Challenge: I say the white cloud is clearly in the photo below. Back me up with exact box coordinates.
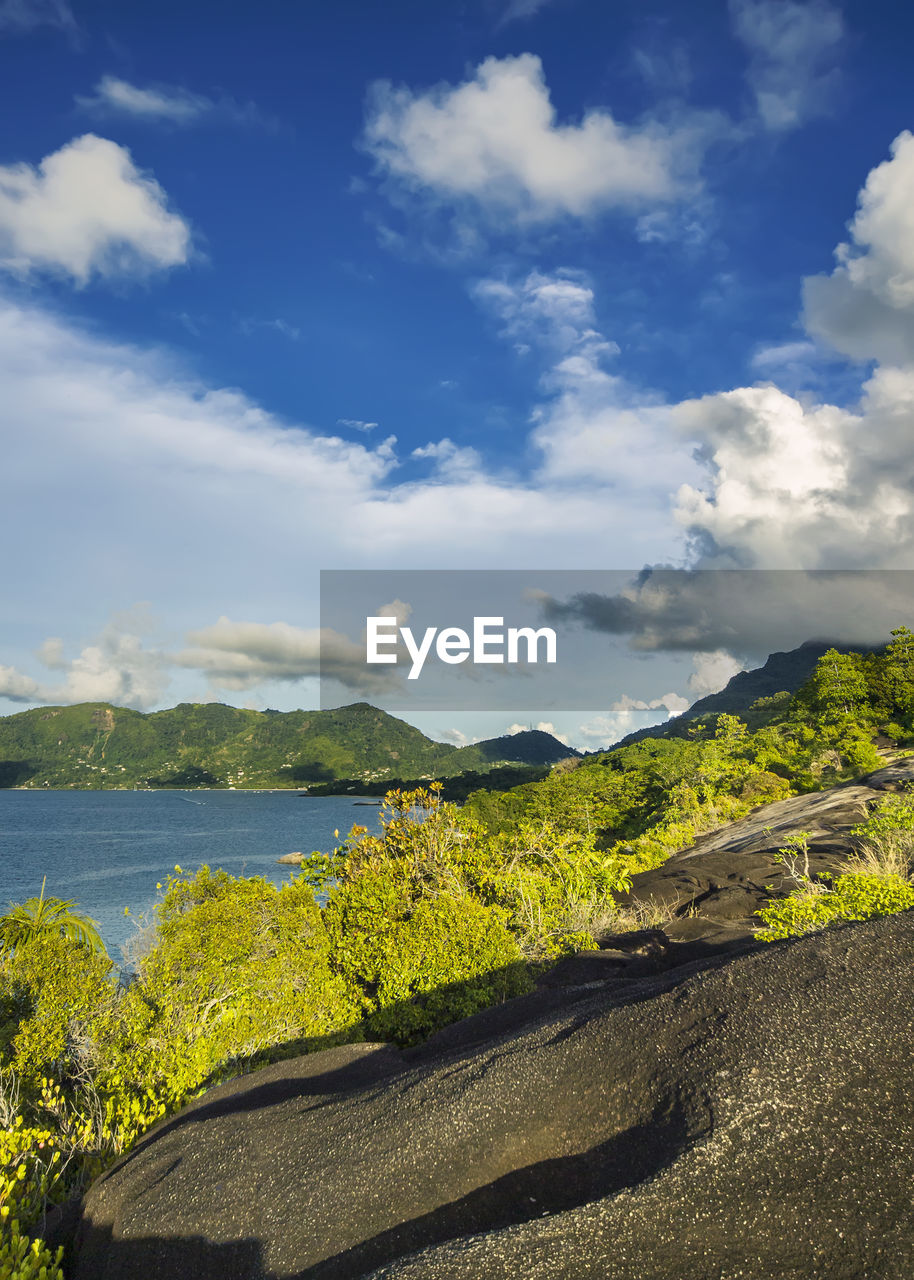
[504,720,570,744]
[673,383,852,566]
[0,666,41,701]
[338,418,379,432]
[75,75,273,130]
[363,54,704,223]
[376,599,412,628]
[411,438,483,480]
[729,0,844,131]
[660,132,914,571]
[473,270,606,354]
[0,134,191,284]
[437,727,477,746]
[0,614,168,708]
[673,328,914,571]
[576,692,689,747]
[804,131,914,363]
[687,649,745,698]
[76,76,211,123]
[0,286,684,703]
[499,0,553,23]
[751,339,819,370]
[175,617,391,695]
[238,316,301,341]
[0,0,74,33]
[473,269,697,491]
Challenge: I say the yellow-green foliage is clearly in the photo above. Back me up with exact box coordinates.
[113,866,363,1106]
[0,1121,65,1280]
[317,785,633,1041]
[323,786,631,956]
[757,791,914,940]
[755,873,914,940]
[0,935,114,1084]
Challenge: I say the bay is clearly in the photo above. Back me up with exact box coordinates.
[0,790,383,959]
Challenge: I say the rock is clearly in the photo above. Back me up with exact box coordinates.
[70,912,914,1280]
[615,756,914,950]
[276,852,304,864]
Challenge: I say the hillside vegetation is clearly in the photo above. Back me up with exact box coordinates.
[4,632,914,1278]
[0,701,572,790]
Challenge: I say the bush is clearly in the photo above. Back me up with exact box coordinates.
[0,935,115,1085]
[110,866,362,1108]
[755,873,914,940]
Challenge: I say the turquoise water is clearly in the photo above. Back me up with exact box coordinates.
[0,790,382,959]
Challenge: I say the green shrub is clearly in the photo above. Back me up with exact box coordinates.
[0,934,115,1085]
[755,873,914,940]
[111,866,362,1108]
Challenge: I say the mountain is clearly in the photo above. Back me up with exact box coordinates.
[0,701,575,790]
[612,640,868,749]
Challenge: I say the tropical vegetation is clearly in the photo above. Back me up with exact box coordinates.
[4,632,914,1275]
[0,701,570,791]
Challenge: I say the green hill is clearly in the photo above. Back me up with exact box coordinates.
[610,640,870,749]
[0,701,575,790]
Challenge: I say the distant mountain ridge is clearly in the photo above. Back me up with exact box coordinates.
[0,700,575,790]
[612,640,869,749]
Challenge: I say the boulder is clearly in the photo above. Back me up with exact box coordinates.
[70,911,914,1280]
[615,758,914,948]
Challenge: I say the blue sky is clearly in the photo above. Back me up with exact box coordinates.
[3,0,914,747]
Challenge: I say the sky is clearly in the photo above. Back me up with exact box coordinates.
[3,0,914,748]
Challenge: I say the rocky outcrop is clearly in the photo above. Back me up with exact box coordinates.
[70,907,914,1280]
[610,757,914,954]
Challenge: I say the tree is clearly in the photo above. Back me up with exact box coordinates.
[801,649,871,721]
[882,627,914,726]
[0,878,106,956]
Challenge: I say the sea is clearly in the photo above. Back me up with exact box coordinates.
[0,790,383,960]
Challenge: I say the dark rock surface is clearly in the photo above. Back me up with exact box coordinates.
[71,911,914,1280]
[612,757,914,952]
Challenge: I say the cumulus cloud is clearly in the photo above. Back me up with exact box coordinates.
[175,617,393,695]
[0,0,74,33]
[363,54,705,223]
[804,131,914,363]
[688,649,746,697]
[729,0,844,130]
[0,134,191,283]
[538,569,914,662]
[473,270,608,354]
[0,614,168,708]
[411,438,483,480]
[659,134,914,570]
[437,727,477,746]
[576,692,690,747]
[670,359,914,569]
[375,599,412,628]
[672,383,851,566]
[0,666,41,701]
